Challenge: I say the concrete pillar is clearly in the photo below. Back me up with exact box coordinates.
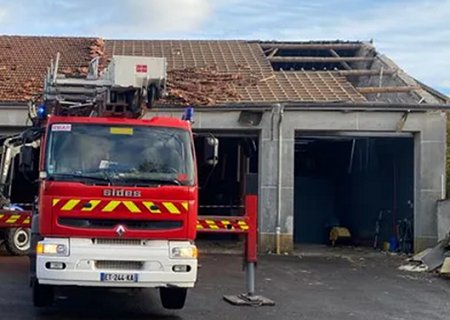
[258,115,295,253]
[412,112,447,251]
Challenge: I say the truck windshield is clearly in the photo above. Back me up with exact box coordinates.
[46,123,195,186]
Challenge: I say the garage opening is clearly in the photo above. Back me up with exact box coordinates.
[294,133,414,252]
[194,132,259,241]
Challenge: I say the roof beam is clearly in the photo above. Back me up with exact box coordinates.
[267,48,279,58]
[329,49,351,70]
[357,86,420,94]
[260,43,363,50]
[268,56,374,63]
[337,69,396,76]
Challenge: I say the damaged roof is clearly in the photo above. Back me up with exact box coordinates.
[0,35,447,106]
[0,36,102,102]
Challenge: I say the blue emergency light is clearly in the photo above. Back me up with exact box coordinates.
[182,107,194,122]
[37,104,47,120]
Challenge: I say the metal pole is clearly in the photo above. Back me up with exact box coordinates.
[347,139,356,174]
[53,52,60,84]
[246,262,256,296]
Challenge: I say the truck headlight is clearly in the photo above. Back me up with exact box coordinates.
[170,246,198,259]
[36,242,69,256]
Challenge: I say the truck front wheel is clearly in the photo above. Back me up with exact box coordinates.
[5,228,31,256]
[32,280,54,307]
[160,288,187,309]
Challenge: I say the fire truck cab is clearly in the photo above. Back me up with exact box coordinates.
[10,54,208,309]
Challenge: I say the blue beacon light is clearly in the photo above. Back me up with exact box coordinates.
[37,104,47,120]
[183,107,194,122]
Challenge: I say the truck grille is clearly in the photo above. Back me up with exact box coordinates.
[95,260,144,270]
[58,218,182,230]
[93,239,143,246]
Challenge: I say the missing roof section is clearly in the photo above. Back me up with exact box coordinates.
[260,41,372,71]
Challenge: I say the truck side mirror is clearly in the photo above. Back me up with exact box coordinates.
[204,137,219,166]
[19,146,35,175]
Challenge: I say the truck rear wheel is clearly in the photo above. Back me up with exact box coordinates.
[5,228,31,256]
[32,280,54,307]
[160,288,187,309]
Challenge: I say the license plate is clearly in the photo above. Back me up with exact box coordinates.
[100,273,138,282]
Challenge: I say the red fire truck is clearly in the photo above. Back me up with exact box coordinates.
[1,54,213,309]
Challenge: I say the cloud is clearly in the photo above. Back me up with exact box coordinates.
[96,0,212,38]
[0,0,212,37]
[0,0,448,95]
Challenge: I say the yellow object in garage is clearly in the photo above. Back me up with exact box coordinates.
[329,226,352,246]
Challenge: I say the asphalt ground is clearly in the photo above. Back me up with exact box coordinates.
[1,246,450,320]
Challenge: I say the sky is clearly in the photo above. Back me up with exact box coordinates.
[0,0,449,95]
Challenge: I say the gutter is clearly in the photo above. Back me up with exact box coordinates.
[152,101,450,113]
[0,102,28,108]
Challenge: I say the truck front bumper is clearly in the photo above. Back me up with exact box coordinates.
[36,238,197,288]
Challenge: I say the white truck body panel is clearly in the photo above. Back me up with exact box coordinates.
[101,56,167,88]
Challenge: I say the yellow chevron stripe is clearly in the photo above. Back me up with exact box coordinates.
[163,202,180,215]
[206,219,219,229]
[81,200,101,212]
[6,215,20,223]
[52,199,60,206]
[123,201,141,213]
[221,220,232,229]
[102,200,121,212]
[142,201,161,214]
[0,214,4,219]
[238,221,249,230]
[61,199,80,211]
[181,201,189,211]
[24,217,31,224]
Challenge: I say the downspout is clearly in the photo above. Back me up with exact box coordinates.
[276,103,284,254]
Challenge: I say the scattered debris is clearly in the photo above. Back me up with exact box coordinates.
[399,233,450,276]
[398,274,420,280]
[398,264,428,273]
[163,66,259,106]
[420,238,449,271]
[409,248,433,262]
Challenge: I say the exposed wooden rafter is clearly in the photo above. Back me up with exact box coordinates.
[337,69,396,76]
[268,56,374,63]
[328,49,351,70]
[267,48,279,58]
[357,86,420,94]
[260,43,363,50]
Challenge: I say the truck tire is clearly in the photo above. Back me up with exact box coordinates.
[160,288,187,309]
[5,228,31,256]
[32,280,54,307]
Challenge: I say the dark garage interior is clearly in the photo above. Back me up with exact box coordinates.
[194,133,258,240]
[294,134,414,252]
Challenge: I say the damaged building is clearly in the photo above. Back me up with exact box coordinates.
[0,36,449,253]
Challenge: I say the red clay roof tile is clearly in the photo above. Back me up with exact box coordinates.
[0,36,366,104]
